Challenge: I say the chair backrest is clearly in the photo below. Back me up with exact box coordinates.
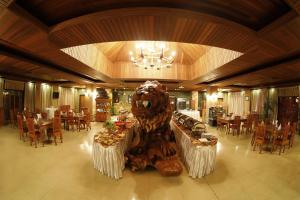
[41,112,48,119]
[53,117,61,132]
[290,122,297,136]
[67,111,74,117]
[80,107,89,114]
[282,123,291,140]
[84,112,89,120]
[24,110,31,118]
[17,114,24,133]
[256,122,266,138]
[26,118,35,134]
[54,110,60,117]
[60,105,70,113]
[234,116,241,126]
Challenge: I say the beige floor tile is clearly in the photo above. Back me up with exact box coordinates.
[0,124,300,200]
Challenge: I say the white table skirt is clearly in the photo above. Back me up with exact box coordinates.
[178,110,201,121]
[92,128,133,179]
[171,121,216,178]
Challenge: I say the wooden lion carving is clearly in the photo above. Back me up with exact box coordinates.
[126,81,182,176]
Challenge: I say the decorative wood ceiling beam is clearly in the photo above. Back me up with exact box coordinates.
[0,4,118,84]
[285,0,300,15]
[186,11,300,87]
[0,41,97,84]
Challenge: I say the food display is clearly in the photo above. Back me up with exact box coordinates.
[126,81,183,176]
[173,112,184,121]
[183,117,200,130]
[178,115,190,126]
[191,134,218,146]
[94,128,126,147]
[172,111,217,146]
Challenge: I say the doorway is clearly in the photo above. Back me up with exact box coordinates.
[3,90,24,124]
[79,95,88,111]
[277,96,299,125]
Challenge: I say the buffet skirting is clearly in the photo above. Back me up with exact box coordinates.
[171,121,217,178]
[92,128,133,179]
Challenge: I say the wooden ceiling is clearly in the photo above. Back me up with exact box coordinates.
[95,41,209,65]
[0,0,299,90]
[17,0,289,30]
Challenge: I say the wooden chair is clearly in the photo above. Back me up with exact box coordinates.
[289,122,297,148]
[52,117,63,145]
[26,118,43,148]
[229,116,241,136]
[80,107,89,115]
[66,111,75,131]
[242,115,252,134]
[272,123,290,155]
[54,110,61,117]
[216,116,227,132]
[41,112,48,120]
[253,122,267,153]
[60,105,70,113]
[17,114,27,141]
[79,113,91,131]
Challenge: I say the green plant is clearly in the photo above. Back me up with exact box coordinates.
[104,119,116,132]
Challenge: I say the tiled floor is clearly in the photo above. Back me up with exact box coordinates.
[0,123,299,200]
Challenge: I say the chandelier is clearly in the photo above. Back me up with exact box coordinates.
[129,41,176,70]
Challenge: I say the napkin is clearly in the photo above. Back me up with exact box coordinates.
[278,124,281,131]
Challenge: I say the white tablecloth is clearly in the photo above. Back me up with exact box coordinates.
[92,128,133,179]
[45,107,57,119]
[178,110,201,121]
[171,121,216,178]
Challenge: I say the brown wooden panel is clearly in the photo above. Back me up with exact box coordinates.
[49,8,257,52]
[16,0,290,30]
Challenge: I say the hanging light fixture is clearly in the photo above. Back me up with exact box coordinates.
[129,41,176,70]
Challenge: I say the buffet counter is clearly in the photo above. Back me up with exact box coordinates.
[92,125,134,179]
[171,120,217,178]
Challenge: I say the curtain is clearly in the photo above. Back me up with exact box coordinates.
[41,84,52,111]
[251,89,267,116]
[228,92,244,116]
[278,86,299,96]
[268,88,278,121]
[24,82,35,112]
[59,87,76,110]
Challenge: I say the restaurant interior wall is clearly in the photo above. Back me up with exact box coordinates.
[251,86,300,134]
[112,89,192,115]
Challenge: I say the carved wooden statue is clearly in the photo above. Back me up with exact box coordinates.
[126,81,182,176]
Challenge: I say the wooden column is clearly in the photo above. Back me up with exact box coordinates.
[35,83,41,112]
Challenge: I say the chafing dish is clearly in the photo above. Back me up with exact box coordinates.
[178,115,189,126]
[191,123,206,139]
[183,117,201,130]
[173,112,184,122]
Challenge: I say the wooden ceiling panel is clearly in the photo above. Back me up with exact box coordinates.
[49,8,257,53]
[16,0,290,30]
[0,1,298,89]
[211,57,300,87]
[95,41,208,65]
